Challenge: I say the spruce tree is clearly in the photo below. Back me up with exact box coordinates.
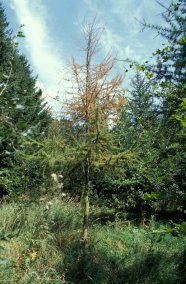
[114,72,156,149]
[128,0,186,216]
[8,53,51,136]
[142,0,186,131]
[143,0,186,84]
[0,3,51,195]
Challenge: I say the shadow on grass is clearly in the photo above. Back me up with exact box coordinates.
[59,240,184,284]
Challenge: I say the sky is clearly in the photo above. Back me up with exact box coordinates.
[3,0,171,114]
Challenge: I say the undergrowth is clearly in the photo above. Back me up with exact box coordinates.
[0,196,185,283]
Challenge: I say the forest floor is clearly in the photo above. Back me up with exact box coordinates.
[0,196,185,284]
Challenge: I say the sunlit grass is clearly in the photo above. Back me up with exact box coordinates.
[0,196,185,283]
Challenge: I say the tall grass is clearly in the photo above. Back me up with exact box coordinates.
[0,197,185,283]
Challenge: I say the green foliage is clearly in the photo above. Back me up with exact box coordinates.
[15,120,65,195]
[142,0,186,83]
[0,198,185,284]
[114,1,186,217]
[0,10,185,284]
[0,4,51,195]
[174,96,186,134]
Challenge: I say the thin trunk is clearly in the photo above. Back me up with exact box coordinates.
[82,31,91,242]
[82,154,90,242]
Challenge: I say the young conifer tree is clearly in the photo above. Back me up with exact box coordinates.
[65,20,125,241]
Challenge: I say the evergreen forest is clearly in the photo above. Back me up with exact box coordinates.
[0,1,185,283]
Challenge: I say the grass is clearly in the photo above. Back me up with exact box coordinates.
[0,196,185,283]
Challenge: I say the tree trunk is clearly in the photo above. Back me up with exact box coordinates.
[82,154,90,242]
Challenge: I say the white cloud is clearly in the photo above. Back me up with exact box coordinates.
[82,1,125,63]
[9,0,68,113]
[83,0,99,15]
[7,0,170,111]
[111,0,160,30]
[82,0,150,63]
[110,0,169,64]
[101,28,123,55]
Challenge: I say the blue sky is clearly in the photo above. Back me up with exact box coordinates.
[3,0,171,113]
